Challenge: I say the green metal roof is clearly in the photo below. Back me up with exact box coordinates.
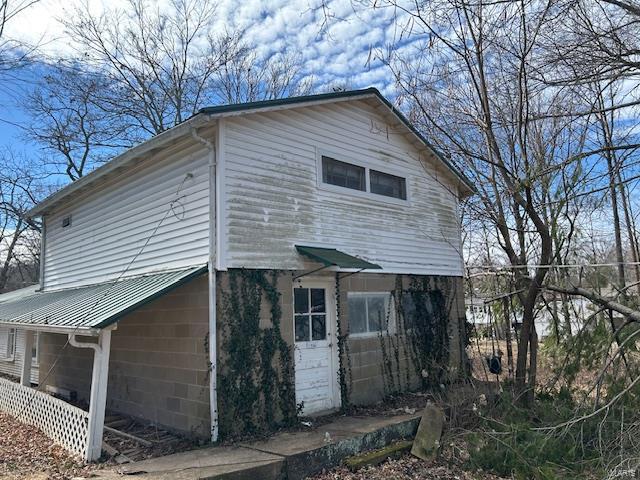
[0,266,207,333]
[0,285,39,304]
[296,245,382,270]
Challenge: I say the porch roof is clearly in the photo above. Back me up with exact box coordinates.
[295,245,382,270]
[0,266,207,334]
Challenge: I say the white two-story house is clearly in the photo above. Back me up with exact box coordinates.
[0,88,473,461]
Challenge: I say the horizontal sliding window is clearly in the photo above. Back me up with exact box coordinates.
[322,156,366,192]
[370,169,407,200]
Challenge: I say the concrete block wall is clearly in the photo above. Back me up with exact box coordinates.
[336,273,466,405]
[39,273,211,438]
[38,269,466,440]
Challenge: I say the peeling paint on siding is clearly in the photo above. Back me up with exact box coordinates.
[222,100,463,276]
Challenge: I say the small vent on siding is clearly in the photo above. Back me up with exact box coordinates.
[62,215,72,228]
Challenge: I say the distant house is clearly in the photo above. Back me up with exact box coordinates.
[465,296,491,327]
[0,88,473,461]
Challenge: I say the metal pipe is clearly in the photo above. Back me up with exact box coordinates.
[38,216,46,291]
[190,126,219,443]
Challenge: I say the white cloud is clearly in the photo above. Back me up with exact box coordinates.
[5,0,412,95]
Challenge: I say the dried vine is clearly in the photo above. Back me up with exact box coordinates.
[216,269,296,439]
[335,273,353,408]
[379,274,457,394]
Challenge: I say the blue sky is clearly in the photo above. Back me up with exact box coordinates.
[0,0,403,168]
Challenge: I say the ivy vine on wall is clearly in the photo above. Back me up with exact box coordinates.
[378,275,459,395]
[216,269,296,439]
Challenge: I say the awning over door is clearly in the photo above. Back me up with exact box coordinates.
[0,265,207,334]
[295,245,382,270]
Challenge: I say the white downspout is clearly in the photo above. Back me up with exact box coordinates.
[69,329,113,461]
[38,215,46,290]
[191,127,219,443]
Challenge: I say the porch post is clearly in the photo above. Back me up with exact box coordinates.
[20,330,34,386]
[85,329,112,461]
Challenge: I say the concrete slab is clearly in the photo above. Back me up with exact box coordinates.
[94,413,420,480]
[240,414,420,480]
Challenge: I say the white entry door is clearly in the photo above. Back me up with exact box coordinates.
[293,279,340,414]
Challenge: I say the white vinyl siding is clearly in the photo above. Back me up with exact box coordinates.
[0,328,38,383]
[221,99,462,275]
[43,137,211,290]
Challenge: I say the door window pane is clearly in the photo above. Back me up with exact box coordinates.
[370,170,407,200]
[294,288,309,314]
[322,156,366,191]
[295,315,310,342]
[312,315,327,340]
[311,288,326,313]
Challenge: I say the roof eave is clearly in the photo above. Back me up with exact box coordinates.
[370,94,476,197]
[28,87,475,217]
[27,113,210,217]
[0,321,101,336]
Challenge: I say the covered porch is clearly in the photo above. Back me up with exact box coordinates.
[0,266,207,461]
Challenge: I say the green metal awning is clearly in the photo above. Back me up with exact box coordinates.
[0,266,207,334]
[295,245,382,270]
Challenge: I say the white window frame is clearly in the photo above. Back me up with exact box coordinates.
[347,292,395,338]
[31,332,39,366]
[2,328,16,362]
[316,149,410,206]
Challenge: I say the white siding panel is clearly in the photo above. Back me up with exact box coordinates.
[44,140,211,290]
[223,100,463,276]
[0,328,38,384]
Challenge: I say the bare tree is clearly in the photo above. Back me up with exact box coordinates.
[25,65,133,180]
[60,0,235,137]
[0,150,43,292]
[213,46,313,103]
[363,0,597,402]
[0,0,38,72]
[25,0,311,181]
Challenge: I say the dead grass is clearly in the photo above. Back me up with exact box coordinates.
[310,446,507,480]
[0,412,97,480]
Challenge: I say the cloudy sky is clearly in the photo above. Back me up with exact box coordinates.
[0,0,408,155]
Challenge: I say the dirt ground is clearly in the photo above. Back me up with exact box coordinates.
[0,412,96,480]
[310,454,506,480]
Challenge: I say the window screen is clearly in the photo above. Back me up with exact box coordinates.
[322,156,366,191]
[348,293,391,334]
[370,170,407,200]
[6,329,15,358]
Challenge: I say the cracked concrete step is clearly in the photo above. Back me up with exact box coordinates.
[95,413,420,480]
[239,414,420,480]
[114,446,285,480]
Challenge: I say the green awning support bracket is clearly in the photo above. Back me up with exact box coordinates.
[295,245,382,274]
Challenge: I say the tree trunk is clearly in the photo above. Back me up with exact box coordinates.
[607,152,626,291]
[617,176,640,296]
[502,295,515,377]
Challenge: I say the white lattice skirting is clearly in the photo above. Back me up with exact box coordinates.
[0,378,88,458]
